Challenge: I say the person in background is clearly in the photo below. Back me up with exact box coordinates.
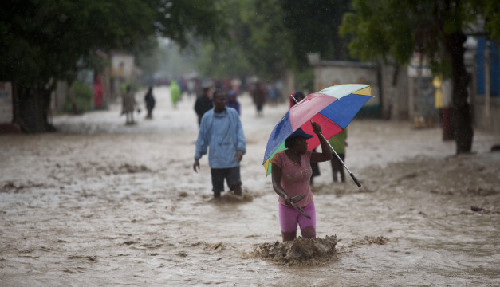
[122,85,136,125]
[226,90,241,115]
[170,80,181,109]
[252,81,267,116]
[290,91,321,186]
[329,128,348,183]
[194,84,214,125]
[144,86,156,120]
[193,91,246,198]
[271,123,332,241]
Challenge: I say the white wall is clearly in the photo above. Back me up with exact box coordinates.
[111,54,134,79]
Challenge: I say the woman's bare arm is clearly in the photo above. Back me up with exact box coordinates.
[310,122,333,163]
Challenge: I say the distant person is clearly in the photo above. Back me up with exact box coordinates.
[121,85,136,125]
[329,128,348,183]
[271,123,332,242]
[194,85,214,125]
[290,91,321,186]
[252,81,267,116]
[193,91,246,198]
[93,76,104,109]
[144,86,156,120]
[226,90,241,115]
[170,80,181,109]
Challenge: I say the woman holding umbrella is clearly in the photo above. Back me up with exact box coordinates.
[290,91,321,186]
[271,122,332,242]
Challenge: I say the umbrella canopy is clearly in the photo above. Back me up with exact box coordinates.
[262,84,372,175]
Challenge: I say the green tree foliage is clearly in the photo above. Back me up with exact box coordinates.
[483,0,500,42]
[197,41,251,79]
[0,0,226,132]
[239,0,292,80]
[64,80,93,113]
[340,0,498,154]
[280,0,351,69]
[153,0,227,48]
[340,0,414,64]
[196,0,351,83]
[0,0,154,86]
[197,0,291,81]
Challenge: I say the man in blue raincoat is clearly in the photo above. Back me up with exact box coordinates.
[193,91,246,198]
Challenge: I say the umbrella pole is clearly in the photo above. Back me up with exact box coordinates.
[320,134,361,187]
[289,201,311,219]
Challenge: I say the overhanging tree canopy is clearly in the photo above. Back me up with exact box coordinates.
[341,0,499,154]
[0,0,226,132]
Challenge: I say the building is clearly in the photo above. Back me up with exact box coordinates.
[472,37,500,134]
[309,44,499,137]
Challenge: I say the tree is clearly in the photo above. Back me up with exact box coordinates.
[0,0,226,132]
[224,0,293,81]
[340,0,496,154]
[197,41,251,79]
[193,0,293,82]
[483,0,500,42]
[280,0,352,69]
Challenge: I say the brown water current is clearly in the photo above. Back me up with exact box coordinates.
[1,87,499,286]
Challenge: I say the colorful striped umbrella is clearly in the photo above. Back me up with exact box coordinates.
[262,84,372,175]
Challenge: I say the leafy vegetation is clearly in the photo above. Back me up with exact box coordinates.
[0,0,226,132]
[195,0,351,82]
[64,81,93,113]
[340,0,499,154]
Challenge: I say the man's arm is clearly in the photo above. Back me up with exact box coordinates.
[193,116,209,172]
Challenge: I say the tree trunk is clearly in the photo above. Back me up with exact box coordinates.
[12,82,55,133]
[444,32,473,154]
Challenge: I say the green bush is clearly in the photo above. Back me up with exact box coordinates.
[64,81,93,113]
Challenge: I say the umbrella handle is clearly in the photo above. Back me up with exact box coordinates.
[289,202,311,219]
[350,173,361,187]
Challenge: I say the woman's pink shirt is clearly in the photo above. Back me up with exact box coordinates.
[271,150,313,207]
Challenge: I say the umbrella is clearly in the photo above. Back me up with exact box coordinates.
[262,84,372,186]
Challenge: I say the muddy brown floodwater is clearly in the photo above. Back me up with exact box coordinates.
[1,87,499,286]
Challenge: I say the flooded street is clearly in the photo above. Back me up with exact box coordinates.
[1,87,499,286]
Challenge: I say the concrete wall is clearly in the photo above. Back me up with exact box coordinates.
[474,97,500,134]
[111,53,134,79]
[313,62,380,107]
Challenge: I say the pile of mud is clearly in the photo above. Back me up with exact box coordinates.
[350,235,389,247]
[252,236,337,265]
[113,163,151,174]
[211,193,254,203]
[0,181,47,193]
[360,154,500,196]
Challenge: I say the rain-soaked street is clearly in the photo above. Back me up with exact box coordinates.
[1,87,499,286]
